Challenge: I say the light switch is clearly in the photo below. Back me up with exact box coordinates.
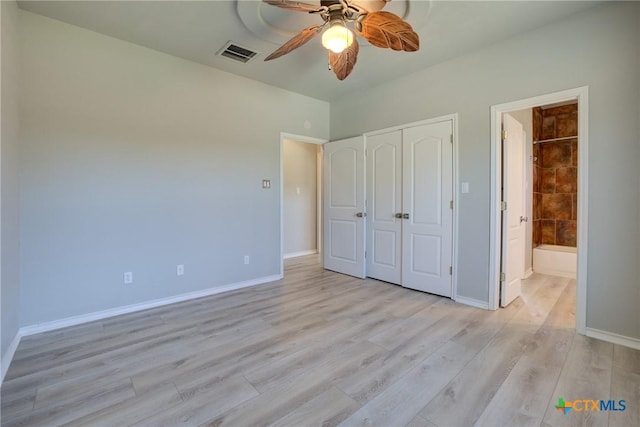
[262,179,271,189]
[461,182,469,193]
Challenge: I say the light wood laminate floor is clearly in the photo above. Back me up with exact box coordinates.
[2,255,638,426]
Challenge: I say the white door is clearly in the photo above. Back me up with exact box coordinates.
[366,130,402,284]
[500,114,525,307]
[323,136,366,278]
[401,121,453,297]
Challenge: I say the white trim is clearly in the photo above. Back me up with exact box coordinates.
[19,274,282,337]
[1,332,22,384]
[363,113,458,138]
[575,91,589,335]
[283,249,318,259]
[523,268,534,279]
[454,295,490,310]
[586,328,640,351]
[451,114,460,301]
[280,133,327,277]
[489,86,588,335]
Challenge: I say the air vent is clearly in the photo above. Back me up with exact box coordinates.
[217,41,258,64]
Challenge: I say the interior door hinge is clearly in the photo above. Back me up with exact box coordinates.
[502,130,508,140]
[450,134,453,144]
[450,200,453,210]
[449,266,453,275]
[500,201,507,211]
[364,251,367,259]
[500,272,506,281]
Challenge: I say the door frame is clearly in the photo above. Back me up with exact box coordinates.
[363,113,459,299]
[280,133,327,277]
[489,87,588,334]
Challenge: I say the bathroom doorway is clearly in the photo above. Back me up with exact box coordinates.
[489,87,588,334]
[509,102,579,276]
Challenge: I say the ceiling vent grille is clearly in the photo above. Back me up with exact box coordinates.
[217,41,258,64]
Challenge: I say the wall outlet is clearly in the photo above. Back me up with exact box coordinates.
[177,264,184,276]
[123,272,133,284]
[244,255,250,265]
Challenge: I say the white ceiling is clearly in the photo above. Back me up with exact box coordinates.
[17,0,603,102]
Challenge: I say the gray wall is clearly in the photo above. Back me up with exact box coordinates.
[330,3,640,338]
[283,139,318,256]
[1,0,22,371]
[18,11,329,326]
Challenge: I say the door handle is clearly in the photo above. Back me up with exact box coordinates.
[356,212,367,218]
[519,216,528,223]
[402,213,410,219]
[394,213,403,218]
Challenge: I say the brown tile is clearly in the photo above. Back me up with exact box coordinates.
[556,113,578,138]
[542,116,556,140]
[533,143,540,159]
[544,104,577,116]
[572,140,578,167]
[541,168,556,193]
[556,220,577,246]
[542,193,572,220]
[541,220,556,244]
[533,220,541,246]
[556,167,577,193]
[533,193,542,220]
[572,194,577,221]
[533,108,543,142]
[542,142,572,168]
[533,165,540,193]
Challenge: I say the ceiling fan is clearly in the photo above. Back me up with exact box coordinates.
[262,0,419,80]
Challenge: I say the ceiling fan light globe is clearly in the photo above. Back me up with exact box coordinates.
[322,24,354,54]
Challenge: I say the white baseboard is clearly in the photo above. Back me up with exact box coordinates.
[283,249,318,259]
[1,332,22,384]
[19,274,282,337]
[454,295,490,310]
[523,268,534,279]
[586,327,640,350]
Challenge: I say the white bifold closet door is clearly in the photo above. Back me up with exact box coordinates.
[366,120,453,297]
[366,130,403,284]
[323,136,366,278]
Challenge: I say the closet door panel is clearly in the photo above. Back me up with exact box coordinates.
[366,131,402,284]
[402,121,453,297]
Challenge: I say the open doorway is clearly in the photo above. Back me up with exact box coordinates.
[279,133,326,276]
[489,87,588,334]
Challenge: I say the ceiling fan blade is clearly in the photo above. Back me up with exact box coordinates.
[329,38,359,80]
[357,11,419,52]
[264,25,323,61]
[262,0,322,13]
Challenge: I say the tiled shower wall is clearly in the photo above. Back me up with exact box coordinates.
[532,104,578,247]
